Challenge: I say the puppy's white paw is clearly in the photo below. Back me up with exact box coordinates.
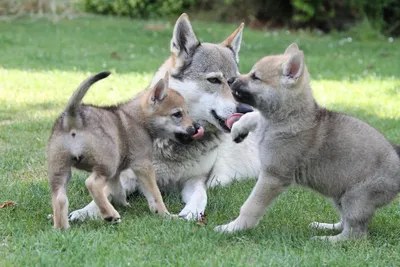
[309,222,320,229]
[309,221,343,231]
[178,206,203,221]
[311,235,342,242]
[230,112,259,143]
[231,120,250,143]
[215,216,259,233]
[68,206,100,222]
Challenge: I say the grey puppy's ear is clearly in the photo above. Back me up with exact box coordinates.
[284,43,300,56]
[150,77,167,105]
[282,51,304,81]
[170,13,200,66]
[221,23,244,62]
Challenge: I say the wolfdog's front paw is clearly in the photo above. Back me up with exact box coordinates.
[69,207,101,222]
[178,206,203,221]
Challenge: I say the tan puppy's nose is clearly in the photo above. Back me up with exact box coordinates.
[189,123,204,139]
[186,125,197,136]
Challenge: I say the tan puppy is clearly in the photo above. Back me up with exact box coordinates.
[48,71,204,230]
[215,44,400,241]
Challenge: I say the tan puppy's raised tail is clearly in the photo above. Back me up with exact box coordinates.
[64,71,111,129]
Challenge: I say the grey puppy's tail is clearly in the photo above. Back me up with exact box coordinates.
[64,71,111,129]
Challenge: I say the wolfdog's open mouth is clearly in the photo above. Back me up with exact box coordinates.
[211,110,230,132]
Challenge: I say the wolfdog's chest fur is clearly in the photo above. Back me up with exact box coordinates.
[152,131,223,187]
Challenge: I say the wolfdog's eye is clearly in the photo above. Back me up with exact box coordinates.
[251,73,261,81]
[207,77,221,84]
[172,111,183,118]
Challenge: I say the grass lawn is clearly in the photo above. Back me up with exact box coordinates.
[1,15,400,266]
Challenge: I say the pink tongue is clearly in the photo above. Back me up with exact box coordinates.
[225,113,243,129]
[191,126,204,139]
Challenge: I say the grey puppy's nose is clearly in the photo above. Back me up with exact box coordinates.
[228,77,237,86]
[236,103,253,114]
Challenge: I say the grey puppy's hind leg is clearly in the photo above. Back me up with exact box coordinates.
[313,188,374,241]
[314,179,399,242]
[310,200,344,231]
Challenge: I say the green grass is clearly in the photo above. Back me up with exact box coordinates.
[1,15,400,266]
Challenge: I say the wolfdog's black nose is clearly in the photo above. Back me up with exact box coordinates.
[236,103,253,114]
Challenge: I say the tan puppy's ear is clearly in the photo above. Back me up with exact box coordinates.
[221,23,244,62]
[170,14,200,65]
[150,78,168,105]
[282,51,304,80]
[284,43,300,56]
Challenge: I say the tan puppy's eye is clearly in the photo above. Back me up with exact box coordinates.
[251,73,261,81]
[172,111,183,118]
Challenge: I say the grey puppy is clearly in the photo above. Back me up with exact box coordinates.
[48,71,204,230]
[215,43,400,241]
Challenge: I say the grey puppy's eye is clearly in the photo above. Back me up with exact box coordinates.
[172,111,183,118]
[207,77,221,84]
[251,73,261,81]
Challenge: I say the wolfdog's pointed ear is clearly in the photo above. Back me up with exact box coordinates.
[282,51,304,81]
[221,23,244,62]
[171,14,200,64]
[284,43,300,56]
[163,71,170,88]
[150,77,168,104]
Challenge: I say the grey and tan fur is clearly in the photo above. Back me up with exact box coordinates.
[215,43,400,241]
[48,71,203,230]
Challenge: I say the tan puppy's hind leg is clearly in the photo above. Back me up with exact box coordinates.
[49,161,71,230]
[52,187,70,230]
[85,172,121,223]
[133,163,170,216]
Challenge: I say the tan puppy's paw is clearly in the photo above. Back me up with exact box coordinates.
[104,216,121,224]
[101,208,121,224]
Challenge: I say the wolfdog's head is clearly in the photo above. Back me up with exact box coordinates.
[151,14,252,133]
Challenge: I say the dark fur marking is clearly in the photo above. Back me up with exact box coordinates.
[225,45,238,66]
[171,43,201,81]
